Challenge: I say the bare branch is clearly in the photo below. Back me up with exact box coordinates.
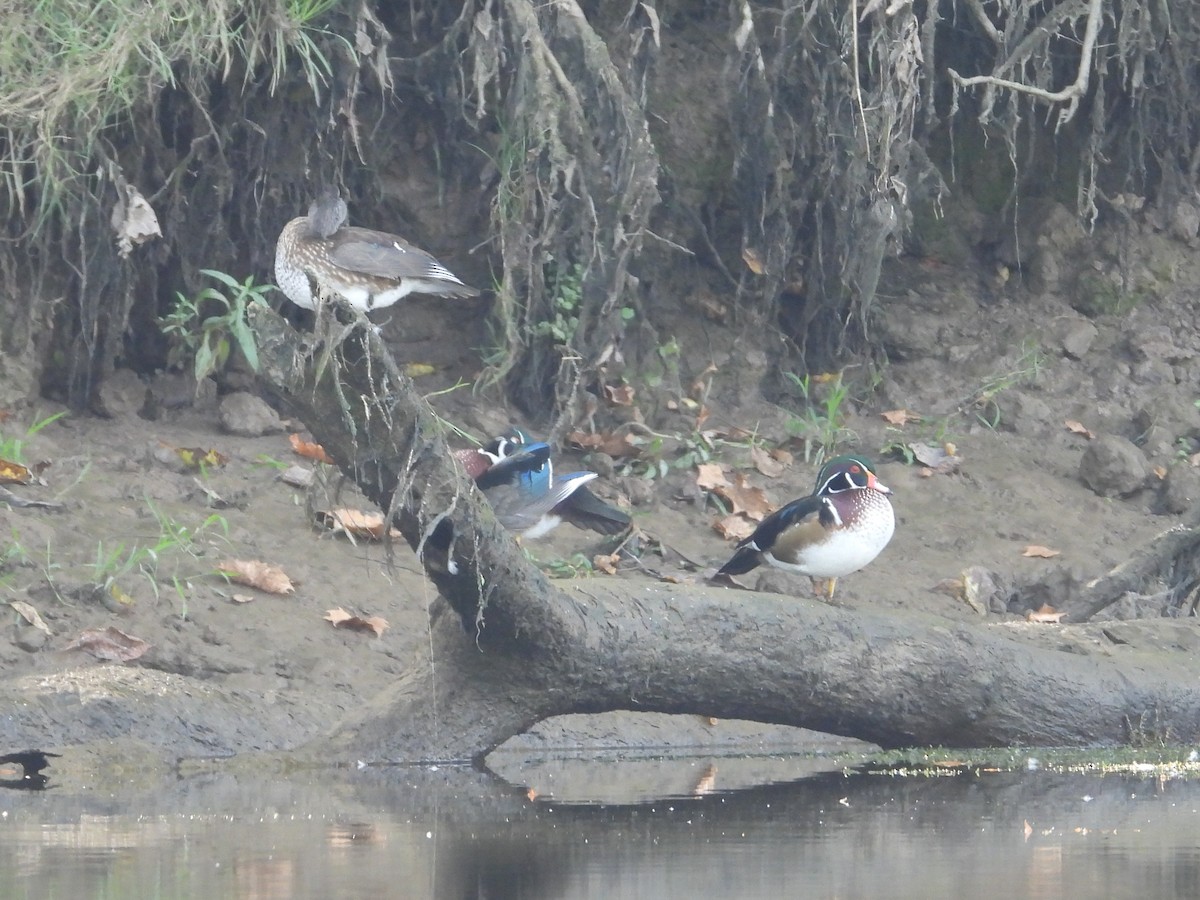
[947,0,1103,125]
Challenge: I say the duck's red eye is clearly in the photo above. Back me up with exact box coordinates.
[850,464,861,473]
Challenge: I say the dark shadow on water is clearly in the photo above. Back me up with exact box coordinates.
[2,760,1200,898]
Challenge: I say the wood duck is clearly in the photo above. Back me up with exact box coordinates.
[274,187,479,313]
[453,427,631,538]
[481,427,631,536]
[470,438,600,539]
[714,454,894,596]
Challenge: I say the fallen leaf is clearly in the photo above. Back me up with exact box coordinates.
[769,448,794,466]
[1064,419,1095,439]
[218,559,295,595]
[9,600,52,635]
[324,607,389,636]
[741,247,766,275]
[1026,604,1066,624]
[0,458,34,485]
[713,513,757,541]
[317,508,400,541]
[603,381,636,406]
[881,409,921,426]
[750,445,785,478]
[565,430,642,459]
[526,788,539,801]
[1024,820,1033,840]
[108,583,135,608]
[174,446,229,470]
[695,462,730,491]
[592,553,619,575]
[289,433,335,465]
[1152,465,1167,480]
[279,465,315,488]
[231,593,255,604]
[720,473,772,520]
[64,626,150,662]
[908,441,962,474]
[404,362,436,377]
[1022,545,1061,559]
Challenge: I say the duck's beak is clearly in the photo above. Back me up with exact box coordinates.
[867,472,893,494]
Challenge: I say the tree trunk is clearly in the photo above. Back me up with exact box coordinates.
[254,306,1200,762]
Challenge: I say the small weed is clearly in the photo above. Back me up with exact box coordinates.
[253,453,291,471]
[82,505,229,616]
[533,260,584,343]
[161,269,271,387]
[782,372,855,467]
[543,553,596,579]
[960,338,1045,429]
[0,411,68,464]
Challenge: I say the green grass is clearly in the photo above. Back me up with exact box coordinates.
[0,0,344,227]
[782,372,855,467]
[0,411,68,464]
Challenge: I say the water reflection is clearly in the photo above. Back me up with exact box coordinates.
[2,761,1199,899]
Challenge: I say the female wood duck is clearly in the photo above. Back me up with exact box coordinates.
[714,454,894,596]
[454,427,631,537]
[274,187,479,313]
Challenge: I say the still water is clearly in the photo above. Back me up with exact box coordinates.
[2,756,1199,899]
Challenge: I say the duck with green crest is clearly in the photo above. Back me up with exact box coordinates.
[713,454,895,597]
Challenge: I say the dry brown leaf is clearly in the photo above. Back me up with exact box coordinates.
[741,247,766,275]
[1026,604,1066,624]
[659,573,694,584]
[695,462,730,491]
[881,408,921,426]
[9,600,52,635]
[592,553,619,576]
[565,430,642,459]
[1022,545,1061,559]
[317,508,399,541]
[289,433,335,465]
[525,788,539,801]
[64,626,150,662]
[769,448,794,466]
[324,607,389,636]
[219,559,295,595]
[713,513,757,541]
[603,382,636,406]
[750,445,785,478]
[1064,419,1095,439]
[722,473,772,520]
[231,593,255,604]
[1152,465,1168,480]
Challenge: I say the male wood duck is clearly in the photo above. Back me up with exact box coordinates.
[483,427,631,536]
[274,187,479,313]
[714,454,894,596]
[470,438,601,539]
[453,427,631,538]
